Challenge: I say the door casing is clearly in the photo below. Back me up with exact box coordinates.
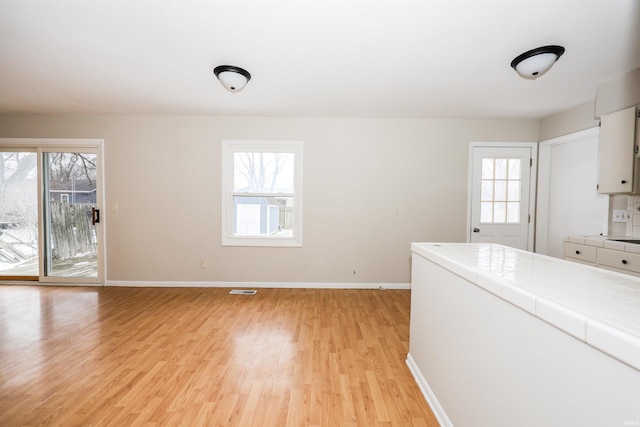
[467,142,538,252]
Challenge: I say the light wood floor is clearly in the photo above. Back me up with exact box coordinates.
[0,286,438,426]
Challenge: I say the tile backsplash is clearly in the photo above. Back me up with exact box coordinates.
[628,196,640,236]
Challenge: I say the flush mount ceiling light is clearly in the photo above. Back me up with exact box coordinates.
[510,45,565,79]
[213,65,251,93]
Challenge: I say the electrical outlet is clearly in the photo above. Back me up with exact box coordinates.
[200,259,206,269]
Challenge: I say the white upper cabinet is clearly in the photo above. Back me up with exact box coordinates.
[597,105,638,194]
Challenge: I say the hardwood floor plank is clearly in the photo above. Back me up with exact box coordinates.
[0,286,438,426]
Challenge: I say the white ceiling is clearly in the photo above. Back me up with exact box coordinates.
[1,0,639,119]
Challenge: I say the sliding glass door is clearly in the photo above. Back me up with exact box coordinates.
[0,150,39,279]
[0,140,103,284]
[43,151,99,279]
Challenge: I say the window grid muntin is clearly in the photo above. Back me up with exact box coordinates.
[480,157,522,224]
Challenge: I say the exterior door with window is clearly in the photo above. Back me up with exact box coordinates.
[0,140,103,283]
[469,145,534,250]
[42,150,100,281]
[0,149,39,279]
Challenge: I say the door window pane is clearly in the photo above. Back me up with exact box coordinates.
[481,202,493,223]
[45,152,98,278]
[507,202,520,223]
[481,158,494,179]
[493,202,506,222]
[480,157,522,224]
[495,159,507,179]
[508,181,521,201]
[0,152,38,277]
[481,181,493,201]
[494,180,507,201]
[508,159,521,179]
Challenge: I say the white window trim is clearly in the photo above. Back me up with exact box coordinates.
[221,140,303,247]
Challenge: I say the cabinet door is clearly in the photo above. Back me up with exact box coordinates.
[563,242,597,265]
[597,247,640,276]
[597,105,637,194]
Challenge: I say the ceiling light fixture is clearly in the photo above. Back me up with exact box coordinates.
[510,45,565,79]
[213,65,251,93]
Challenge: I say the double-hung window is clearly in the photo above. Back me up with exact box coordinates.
[221,140,303,247]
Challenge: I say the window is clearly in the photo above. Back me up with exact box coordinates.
[221,140,303,247]
[480,157,521,224]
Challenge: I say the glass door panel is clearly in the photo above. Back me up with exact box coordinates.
[43,151,98,279]
[0,151,39,279]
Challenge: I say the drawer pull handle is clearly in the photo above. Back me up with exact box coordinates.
[575,250,581,255]
[622,180,628,184]
[622,259,628,265]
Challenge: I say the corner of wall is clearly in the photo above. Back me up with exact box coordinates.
[595,67,640,118]
[539,100,599,142]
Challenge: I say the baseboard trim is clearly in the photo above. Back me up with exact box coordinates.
[104,280,410,290]
[406,353,452,427]
[1,281,104,287]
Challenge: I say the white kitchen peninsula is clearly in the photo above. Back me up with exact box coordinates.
[408,243,640,427]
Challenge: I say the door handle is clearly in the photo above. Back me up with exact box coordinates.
[92,208,100,225]
[473,227,480,233]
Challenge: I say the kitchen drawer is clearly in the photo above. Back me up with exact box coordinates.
[563,242,597,264]
[597,248,640,274]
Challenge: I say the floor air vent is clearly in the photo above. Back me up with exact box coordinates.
[229,290,257,295]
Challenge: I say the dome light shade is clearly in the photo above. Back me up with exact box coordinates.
[511,45,565,79]
[213,65,251,93]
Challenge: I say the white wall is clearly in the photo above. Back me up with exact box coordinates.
[538,100,599,142]
[595,67,640,118]
[0,114,539,284]
[536,128,608,258]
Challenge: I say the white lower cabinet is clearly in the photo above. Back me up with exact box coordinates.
[597,248,640,276]
[563,242,597,266]
[564,240,640,276]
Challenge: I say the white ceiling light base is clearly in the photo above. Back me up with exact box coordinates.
[213,65,251,93]
[511,45,565,79]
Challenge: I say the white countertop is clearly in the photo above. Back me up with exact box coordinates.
[565,235,640,253]
[411,242,640,372]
